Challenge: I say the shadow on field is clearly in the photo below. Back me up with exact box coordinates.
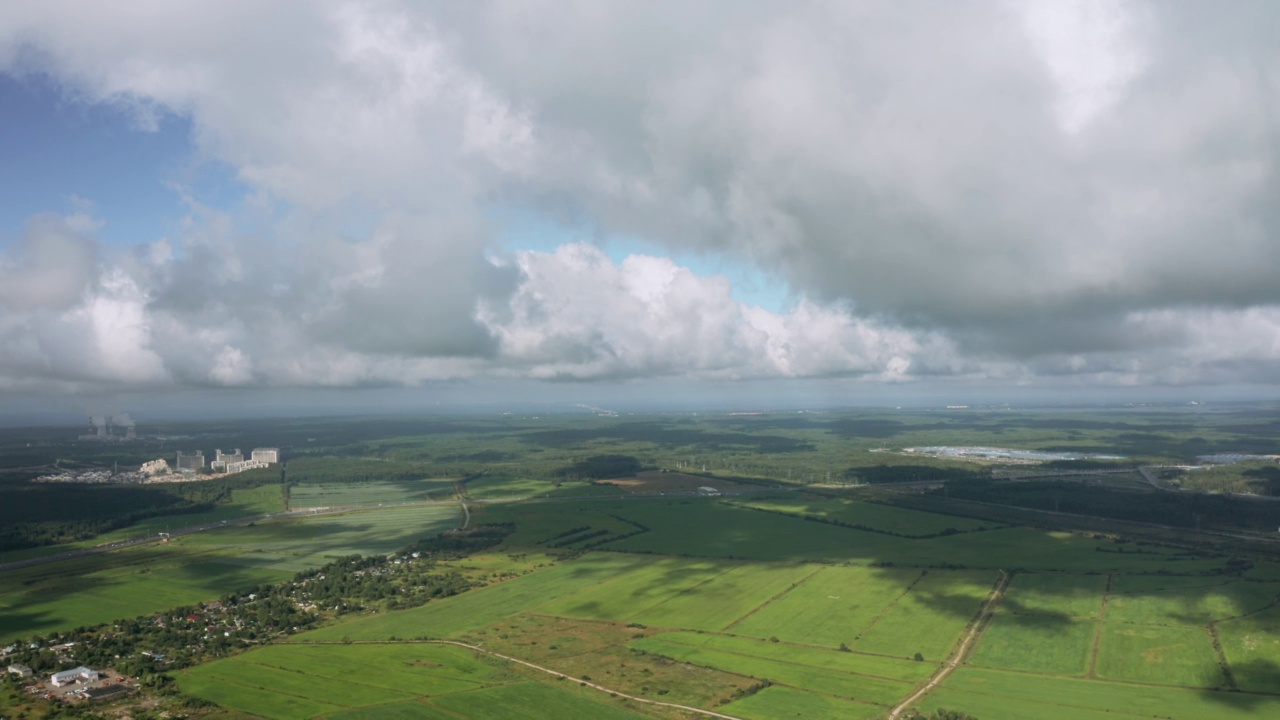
[1203,658,1280,708]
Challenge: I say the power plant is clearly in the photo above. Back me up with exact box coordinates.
[77,415,137,442]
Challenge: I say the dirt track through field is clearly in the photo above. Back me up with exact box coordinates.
[887,570,1011,720]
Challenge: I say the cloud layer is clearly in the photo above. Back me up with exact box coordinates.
[2,1,1280,395]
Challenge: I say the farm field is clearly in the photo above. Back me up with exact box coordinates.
[1105,579,1280,626]
[1214,603,1280,693]
[1095,623,1226,687]
[1000,572,1107,617]
[920,666,1280,720]
[288,479,457,508]
[177,642,650,720]
[733,496,1002,536]
[630,633,917,707]
[968,612,1095,675]
[853,570,996,660]
[727,565,924,645]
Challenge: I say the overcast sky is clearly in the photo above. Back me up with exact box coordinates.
[1,1,1279,420]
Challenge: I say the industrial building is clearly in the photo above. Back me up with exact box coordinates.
[77,415,137,442]
[175,451,206,472]
[8,663,32,678]
[50,666,98,687]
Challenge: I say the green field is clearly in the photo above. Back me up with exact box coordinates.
[854,570,996,660]
[1001,572,1107,618]
[721,685,886,720]
[1105,580,1280,626]
[295,554,654,642]
[1096,623,1226,687]
[1215,603,1280,693]
[736,496,1001,536]
[288,479,457,508]
[630,633,918,706]
[177,643,648,720]
[729,565,923,645]
[969,613,1096,675]
[920,667,1280,720]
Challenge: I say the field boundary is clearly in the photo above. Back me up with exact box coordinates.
[1088,574,1113,678]
[855,569,929,638]
[888,570,1010,720]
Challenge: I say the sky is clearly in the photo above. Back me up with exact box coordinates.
[1,1,1279,422]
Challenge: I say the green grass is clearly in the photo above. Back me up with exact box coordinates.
[922,666,1280,720]
[1095,623,1226,687]
[1105,581,1280,626]
[721,685,886,720]
[969,613,1096,675]
[854,570,997,661]
[1216,603,1280,693]
[1001,572,1107,617]
[629,633,915,706]
[729,565,923,646]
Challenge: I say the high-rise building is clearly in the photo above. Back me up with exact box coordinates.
[251,448,280,464]
[175,451,206,472]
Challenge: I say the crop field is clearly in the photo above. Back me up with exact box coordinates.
[1095,623,1226,687]
[723,685,885,720]
[920,667,1280,720]
[728,565,924,645]
[734,496,1001,536]
[178,643,651,720]
[1105,579,1280,626]
[288,479,457,508]
[627,562,819,631]
[1214,604,1280,693]
[1000,572,1107,617]
[854,570,996,660]
[631,633,918,707]
[295,554,656,642]
[633,631,935,682]
[968,612,1095,674]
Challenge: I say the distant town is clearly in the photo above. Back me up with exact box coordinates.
[34,416,280,485]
